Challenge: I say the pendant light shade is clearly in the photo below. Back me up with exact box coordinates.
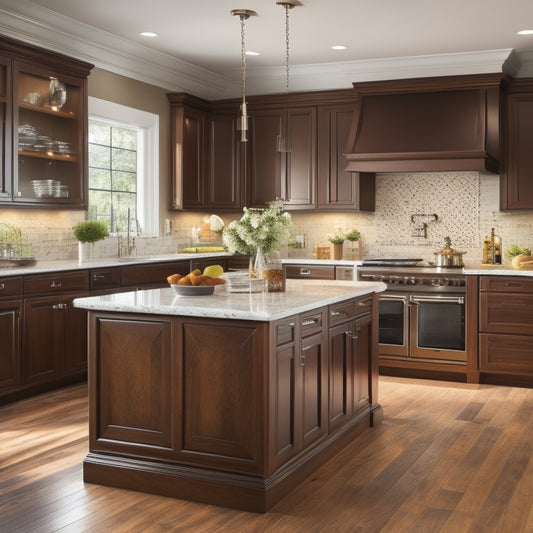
[231,9,257,142]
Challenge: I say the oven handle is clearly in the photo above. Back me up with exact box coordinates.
[379,295,410,302]
[410,295,464,305]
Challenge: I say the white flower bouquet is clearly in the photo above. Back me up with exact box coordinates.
[223,200,293,255]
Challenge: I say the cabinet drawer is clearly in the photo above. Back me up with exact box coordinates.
[24,271,89,295]
[301,310,324,337]
[480,276,533,293]
[120,261,189,287]
[329,301,355,325]
[354,296,373,318]
[90,268,119,291]
[285,265,335,280]
[276,320,295,346]
[479,334,533,376]
[479,293,533,335]
[0,277,23,298]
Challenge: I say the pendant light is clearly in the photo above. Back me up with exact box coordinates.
[231,9,257,142]
[276,0,299,153]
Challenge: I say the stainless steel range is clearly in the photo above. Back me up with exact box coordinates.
[357,259,467,364]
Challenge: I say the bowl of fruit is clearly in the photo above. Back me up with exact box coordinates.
[167,265,226,296]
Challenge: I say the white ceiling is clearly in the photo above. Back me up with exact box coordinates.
[1,0,533,99]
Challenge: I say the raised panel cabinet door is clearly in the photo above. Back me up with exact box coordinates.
[181,319,264,474]
[91,316,174,455]
[0,299,22,392]
[284,107,316,209]
[352,314,371,412]
[328,321,354,429]
[479,334,533,376]
[300,331,328,450]
[248,109,284,207]
[23,296,62,384]
[61,292,88,376]
[479,293,533,335]
[204,113,242,210]
[501,91,533,210]
[270,343,298,471]
[170,105,204,209]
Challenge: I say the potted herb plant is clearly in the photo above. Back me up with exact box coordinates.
[73,220,109,262]
[328,229,346,260]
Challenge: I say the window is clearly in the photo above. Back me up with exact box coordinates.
[88,97,159,236]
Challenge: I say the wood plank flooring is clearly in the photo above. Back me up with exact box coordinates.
[1,377,532,532]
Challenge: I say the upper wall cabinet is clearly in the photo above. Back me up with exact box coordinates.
[167,90,375,212]
[167,93,243,211]
[0,35,93,208]
[500,79,533,210]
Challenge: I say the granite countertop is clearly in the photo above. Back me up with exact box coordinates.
[0,253,361,278]
[463,265,533,276]
[73,279,386,322]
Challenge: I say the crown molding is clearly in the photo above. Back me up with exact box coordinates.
[0,1,524,100]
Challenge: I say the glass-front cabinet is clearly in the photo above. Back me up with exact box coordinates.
[0,35,93,208]
[0,55,11,200]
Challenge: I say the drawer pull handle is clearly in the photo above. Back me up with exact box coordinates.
[0,283,4,290]
[358,300,370,307]
[299,268,311,276]
[345,330,359,340]
[302,318,319,326]
[93,274,107,280]
[50,281,63,288]
[504,282,522,288]
[52,303,67,310]
[331,310,347,317]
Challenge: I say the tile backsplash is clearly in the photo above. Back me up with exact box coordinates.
[2,171,532,265]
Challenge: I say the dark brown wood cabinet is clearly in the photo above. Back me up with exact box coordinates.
[0,277,22,393]
[167,93,241,211]
[500,79,533,210]
[82,290,379,511]
[0,35,93,208]
[478,276,533,381]
[328,297,372,430]
[270,311,328,471]
[317,104,375,211]
[22,271,89,385]
[167,90,375,212]
[285,264,335,280]
[119,260,190,289]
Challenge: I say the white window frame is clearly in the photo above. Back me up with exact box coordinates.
[88,97,159,236]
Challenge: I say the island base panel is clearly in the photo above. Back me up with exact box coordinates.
[83,409,377,513]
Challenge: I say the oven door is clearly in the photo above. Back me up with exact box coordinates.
[409,295,466,362]
[378,294,409,357]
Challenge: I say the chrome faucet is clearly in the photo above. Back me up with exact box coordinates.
[118,208,137,257]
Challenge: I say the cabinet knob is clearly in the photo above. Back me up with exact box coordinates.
[0,283,4,290]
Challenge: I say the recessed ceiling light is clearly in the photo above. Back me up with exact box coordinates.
[517,29,533,35]
[246,51,260,56]
[331,45,347,50]
[140,32,158,37]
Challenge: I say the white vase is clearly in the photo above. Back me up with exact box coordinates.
[78,241,94,262]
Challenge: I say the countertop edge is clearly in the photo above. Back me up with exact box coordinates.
[73,280,386,322]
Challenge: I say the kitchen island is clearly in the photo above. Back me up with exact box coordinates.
[74,279,385,512]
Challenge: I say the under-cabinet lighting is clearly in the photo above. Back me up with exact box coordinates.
[331,45,347,50]
[140,31,158,37]
[517,29,533,35]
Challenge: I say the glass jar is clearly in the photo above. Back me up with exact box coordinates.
[263,250,285,292]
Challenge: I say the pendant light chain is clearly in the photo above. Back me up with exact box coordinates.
[284,3,290,95]
[240,14,247,109]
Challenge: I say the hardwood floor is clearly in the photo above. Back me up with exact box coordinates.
[1,377,532,532]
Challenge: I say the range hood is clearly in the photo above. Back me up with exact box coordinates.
[345,74,507,174]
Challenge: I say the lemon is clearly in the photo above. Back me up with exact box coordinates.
[203,264,224,278]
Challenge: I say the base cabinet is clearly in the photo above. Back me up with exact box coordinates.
[83,294,379,512]
[0,298,22,392]
[478,276,533,383]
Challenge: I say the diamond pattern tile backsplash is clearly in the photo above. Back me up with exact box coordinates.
[1,171,532,266]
